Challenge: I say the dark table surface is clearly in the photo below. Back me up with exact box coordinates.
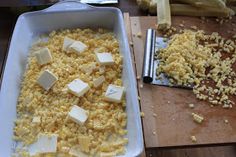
[1,1,236,157]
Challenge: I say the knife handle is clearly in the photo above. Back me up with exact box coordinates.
[142,29,156,83]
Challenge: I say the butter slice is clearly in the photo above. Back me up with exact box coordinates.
[93,76,105,88]
[37,70,58,91]
[95,53,114,65]
[105,85,125,103]
[32,116,41,123]
[35,47,52,65]
[68,79,90,97]
[63,37,75,51]
[28,134,57,156]
[69,41,87,54]
[69,146,89,157]
[68,105,88,125]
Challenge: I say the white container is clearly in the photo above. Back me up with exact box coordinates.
[0,1,143,156]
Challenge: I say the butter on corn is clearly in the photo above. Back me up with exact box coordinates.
[69,41,87,54]
[14,28,127,156]
[37,69,58,91]
[105,84,125,103]
[63,36,75,51]
[32,116,41,124]
[28,134,58,156]
[96,52,115,65]
[35,47,52,65]
[68,105,88,125]
[67,79,90,97]
[69,146,89,157]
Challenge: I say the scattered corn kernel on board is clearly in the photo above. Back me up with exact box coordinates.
[124,13,236,148]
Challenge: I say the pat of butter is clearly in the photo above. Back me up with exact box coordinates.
[32,116,41,123]
[95,53,114,65]
[68,79,90,97]
[69,146,89,157]
[63,37,75,51]
[105,84,125,103]
[93,76,105,88]
[37,70,58,91]
[28,134,58,156]
[35,47,52,65]
[69,41,87,54]
[68,105,88,125]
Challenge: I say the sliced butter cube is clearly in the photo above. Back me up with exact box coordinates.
[93,76,105,88]
[28,133,57,156]
[32,116,41,123]
[95,53,114,65]
[35,47,52,65]
[69,41,87,54]
[37,70,58,91]
[69,146,89,157]
[105,84,125,103]
[68,105,88,125]
[68,79,90,97]
[100,152,116,157]
[63,37,75,51]
[78,135,90,153]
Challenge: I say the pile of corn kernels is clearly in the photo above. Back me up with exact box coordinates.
[156,29,236,108]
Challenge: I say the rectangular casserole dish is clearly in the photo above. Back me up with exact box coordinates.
[0,1,143,156]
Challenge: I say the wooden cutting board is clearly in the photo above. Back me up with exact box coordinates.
[124,14,236,148]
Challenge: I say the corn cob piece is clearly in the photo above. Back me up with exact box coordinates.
[227,0,236,3]
[149,0,157,14]
[137,0,151,11]
[171,4,233,17]
[226,0,236,7]
[171,0,226,8]
[157,0,171,30]
[229,6,236,14]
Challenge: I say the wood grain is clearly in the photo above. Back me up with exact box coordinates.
[146,145,236,157]
[130,16,236,148]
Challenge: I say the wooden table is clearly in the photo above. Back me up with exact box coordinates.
[0,1,236,156]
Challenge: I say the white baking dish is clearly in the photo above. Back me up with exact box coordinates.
[0,1,143,156]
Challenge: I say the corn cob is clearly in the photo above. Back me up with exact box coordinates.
[229,6,236,13]
[157,0,171,30]
[137,0,151,11]
[171,0,226,8]
[171,4,233,17]
[149,0,157,14]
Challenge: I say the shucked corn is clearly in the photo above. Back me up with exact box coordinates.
[13,28,128,156]
[157,29,236,108]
